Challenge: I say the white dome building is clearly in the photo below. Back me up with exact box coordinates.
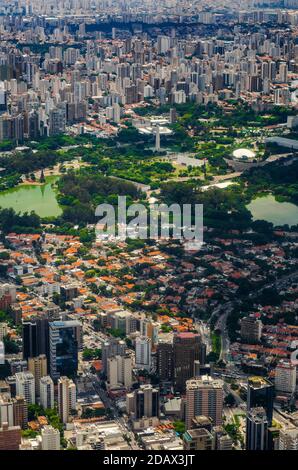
[232,148,256,161]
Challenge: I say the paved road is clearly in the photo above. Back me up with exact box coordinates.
[163,171,241,184]
[209,269,298,363]
[215,310,232,362]
[90,374,140,450]
[195,321,211,354]
[223,381,245,407]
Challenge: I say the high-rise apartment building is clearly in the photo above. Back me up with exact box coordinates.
[0,113,24,142]
[107,354,132,389]
[0,395,27,429]
[0,284,16,311]
[135,336,152,371]
[28,354,47,396]
[275,360,296,395]
[0,394,14,427]
[240,317,262,344]
[102,338,126,374]
[185,376,224,429]
[41,425,60,450]
[15,372,35,405]
[0,89,7,114]
[57,376,76,424]
[140,319,159,346]
[0,422,21,450]
[49,104,66,135]
[13,396,27,429]
[127,384,159,420]
[169,107,177,124]
[156,339,174,382]
[40,376,54,410]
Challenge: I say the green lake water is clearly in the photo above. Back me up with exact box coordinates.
[247,194,298,227]
[0,176,62,217]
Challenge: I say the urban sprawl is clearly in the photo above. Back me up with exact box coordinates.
[0,0,298,454]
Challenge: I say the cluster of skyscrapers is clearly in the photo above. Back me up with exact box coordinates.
[0,4,296,142]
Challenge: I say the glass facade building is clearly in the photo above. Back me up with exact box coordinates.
[49,321,81,381]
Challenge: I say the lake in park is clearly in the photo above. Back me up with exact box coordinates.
[0,176,62,218]
[247,194,298,227]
